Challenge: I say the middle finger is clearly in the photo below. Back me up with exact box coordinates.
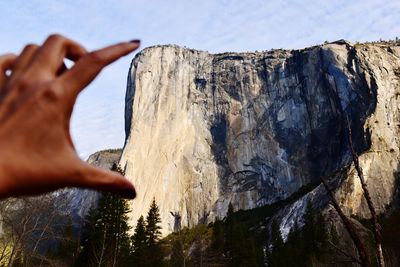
[8,44,39,80]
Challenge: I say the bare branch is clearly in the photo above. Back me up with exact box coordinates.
[320,176,372,267]
[345,113,385,267]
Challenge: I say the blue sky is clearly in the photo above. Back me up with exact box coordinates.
[1,0,399,159]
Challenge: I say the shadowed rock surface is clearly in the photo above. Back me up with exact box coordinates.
[120,41,400,235]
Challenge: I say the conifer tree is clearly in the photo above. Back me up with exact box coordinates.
[146,198,162,246]
[314,210,329,256]
[75,163,132,267]
[208,218,227,266]
[224,203,236,256]
[132,216,147,266]
[264,230,272,266]
[270,219,284,252]
[298,200,330,264]
[241,235,258,267]
[302,199,316,255]
[224,203,236,263]
[171,236,185,267]
[55,219,78,265]
[285,221,303,266]
[145,197,163,266]
[211,218,224,251]
[224,203,257,267]
[269,219,284,267]
[75,202,100,266]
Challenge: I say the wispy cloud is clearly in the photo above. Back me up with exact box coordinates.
[1,0,399,159]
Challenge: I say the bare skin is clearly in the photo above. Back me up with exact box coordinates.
[0,34,140,199]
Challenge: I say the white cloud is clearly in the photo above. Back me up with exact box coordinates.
[1,0,399,159]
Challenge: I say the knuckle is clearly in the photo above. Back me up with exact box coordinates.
[0,53,17,66]
[25,43,39,50]
[47,33,65,43]
[0,53,16,59]
[40,86,62,102]
[25,44,39,49]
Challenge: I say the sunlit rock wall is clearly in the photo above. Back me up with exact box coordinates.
[120,41,400,235]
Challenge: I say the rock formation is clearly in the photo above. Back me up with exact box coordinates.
[67,149,122,219]
[87,149,122,169]
[120,40,400,235]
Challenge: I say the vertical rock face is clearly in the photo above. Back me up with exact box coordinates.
[120,41,400,235]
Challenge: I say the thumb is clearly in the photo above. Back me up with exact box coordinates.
[79,163,136,199]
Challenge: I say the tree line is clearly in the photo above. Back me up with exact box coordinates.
[162,200,337,267]
[0,164,165,267]
[54,164,165,267]
[1,160,397,266]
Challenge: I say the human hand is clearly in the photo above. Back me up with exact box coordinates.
[0,34,140,199]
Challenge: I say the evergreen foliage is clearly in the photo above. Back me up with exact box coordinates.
[302,199,316,255]
[269,219,285,267]
[145,197,162,246]
[315,210,329,255]
[75,164,132,267]
[170,236,185,267]
[131,215,147,266]
[267,200,331,266]
[144,197,163,266]
[223,203,258,267]
[211,218,224,252]
[54,219,78,265]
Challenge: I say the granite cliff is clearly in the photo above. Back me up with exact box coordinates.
[119,40,400,235]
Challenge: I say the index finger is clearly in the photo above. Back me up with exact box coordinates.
[57,40,140,103]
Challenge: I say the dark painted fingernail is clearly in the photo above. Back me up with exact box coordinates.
[121,187,136,199]
[130,39,141,44]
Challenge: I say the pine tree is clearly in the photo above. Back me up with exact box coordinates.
[207,218,227,266]
[145,197,163,266]
[241,236,258,267]
[75,163,132,267]
[55,219,78,265]
[74,203,101,266]
[302,199,316,255]
[211,218,224,251]
[224,203,257,267]
[108,164,132,266]
[314,210,329,257]
[269,219,284,267]
[264,230,272,266]
[171,236,185,267]
[284,221,304,267]
[224,202,236,258]
[132,216,147,267]
[146,198,162,246]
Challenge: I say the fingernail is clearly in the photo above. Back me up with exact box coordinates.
[121,187,136,199]
[129,39,141,44]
